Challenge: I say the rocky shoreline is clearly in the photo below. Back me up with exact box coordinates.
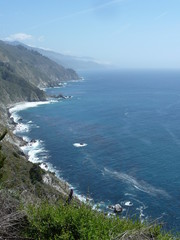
[0,101,72,204]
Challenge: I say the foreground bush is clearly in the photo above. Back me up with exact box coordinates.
[23,201,174,240]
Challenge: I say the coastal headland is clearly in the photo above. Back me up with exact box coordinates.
[0,40,176,239]
[0,40,80,238]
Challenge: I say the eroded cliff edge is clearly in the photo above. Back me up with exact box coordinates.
[0,40,79,204]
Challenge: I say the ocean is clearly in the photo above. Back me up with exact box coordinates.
[10,69,180,232]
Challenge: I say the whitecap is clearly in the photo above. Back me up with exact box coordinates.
[124,201,133,207]
[73,143,87,148]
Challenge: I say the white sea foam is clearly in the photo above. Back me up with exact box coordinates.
[22,136,31,142]
[124,193,136,197]
[69,186,94,204]
[40,162,60,175]
[21,138,62,177]
[9,101,52,166]
[136,206,146,223]
[103,168,170,198]
[9,100,66,179]
[40,163,49,171]
[77,194,89,203]
[10,112,20,123]
[73,143,87,148]
[9,101,54,134]
[124,201,133,207]
[21,140,46,162]
[9,101,51,115]
[14,123,29,134]
[70,79,84,83]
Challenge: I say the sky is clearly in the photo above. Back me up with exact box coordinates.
[0,0,180,69]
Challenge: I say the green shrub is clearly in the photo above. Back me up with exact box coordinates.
[29,164,43,184]
[22,201,173,240]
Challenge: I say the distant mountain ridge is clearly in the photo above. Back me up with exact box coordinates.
[7,41,109,70]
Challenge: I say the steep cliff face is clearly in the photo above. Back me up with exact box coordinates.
[0,39,81,127]
[0,40,74,210]
[0,40,79,88]
[0,40,79,113]
[0,61,46,106]
[0,41,76,239]
[0,41,79,203]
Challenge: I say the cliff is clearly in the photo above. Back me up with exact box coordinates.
[0,40,79,238]
[0,41,79,88]
[0,40,79,121]
[0,61,46,105]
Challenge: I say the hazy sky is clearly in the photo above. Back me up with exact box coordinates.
[0,0,180,69]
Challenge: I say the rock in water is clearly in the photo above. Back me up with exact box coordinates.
[114,204,123,213]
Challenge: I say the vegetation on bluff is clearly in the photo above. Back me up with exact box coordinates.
[22,201,175,240]
[0,126,69,238]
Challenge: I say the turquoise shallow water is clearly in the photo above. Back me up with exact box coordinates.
[16,70,180,231]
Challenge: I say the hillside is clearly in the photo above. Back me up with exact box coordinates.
[0,61,46,105]
[0,40,79,88]
[0,126,72,239]
[7,41,108,70]
[0,40,79,238]
[34,48,108,71]
[0,40,79,207]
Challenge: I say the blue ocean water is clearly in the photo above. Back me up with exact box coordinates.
[16,70,180,231]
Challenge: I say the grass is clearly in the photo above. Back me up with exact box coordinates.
[22,200,176,240]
